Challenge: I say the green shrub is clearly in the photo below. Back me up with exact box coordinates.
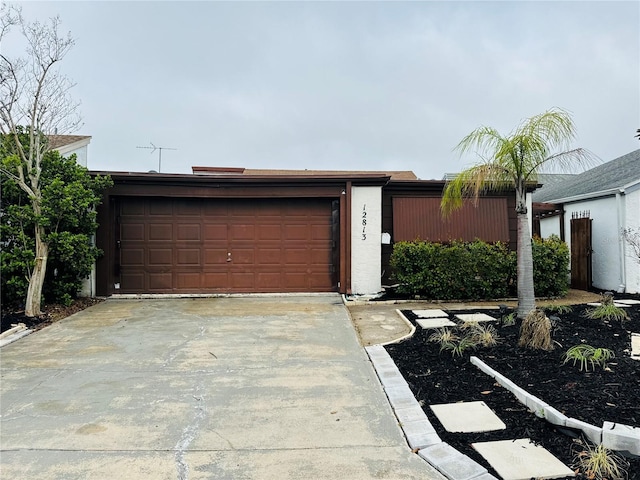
[390,236,569,301]
[532,235,570,297]
[390,240,515,299]
[1,144,112,309]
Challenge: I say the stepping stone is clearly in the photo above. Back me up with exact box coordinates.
[632,333,640,360]
[412,309,448,318]
[430,401,506,433]
[416,318,456,329]
[455,313,497,323]
[472,438,574,480]
[616,299,640,305]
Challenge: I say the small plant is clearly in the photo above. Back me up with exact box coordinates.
[427,328,459,345]
[440,335,478,357]
[501,312,516,327]
[563,345,614,371]
[585,293,629,322]
[469,323,500,347]
[518,309,553,350]
[573,440,628,480]
[544,304,573,314]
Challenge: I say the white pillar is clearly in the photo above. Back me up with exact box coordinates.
[351,186,382,295]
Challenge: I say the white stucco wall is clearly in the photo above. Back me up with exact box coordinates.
[539,216,561,239]
[58,144,88,167]
[526,192,533,235]
[623,187,640,293]
[563,196,621,292]
[351,186,382,295]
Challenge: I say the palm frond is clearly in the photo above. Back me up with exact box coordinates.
[530,148,597,177]
[441,163,513,216]
[443,108,592,215]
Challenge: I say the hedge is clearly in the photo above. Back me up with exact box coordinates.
[390,235,569,300]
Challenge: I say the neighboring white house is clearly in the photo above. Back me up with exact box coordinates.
[48,135,95,297]
[48,135,91,167]
[533,149,640,294]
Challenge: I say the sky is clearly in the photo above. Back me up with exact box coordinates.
[4,1,639,180]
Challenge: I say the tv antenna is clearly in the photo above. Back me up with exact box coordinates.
[136,142,177,173]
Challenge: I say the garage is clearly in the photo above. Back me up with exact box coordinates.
[94,170,396,296]
[116,196,338,293]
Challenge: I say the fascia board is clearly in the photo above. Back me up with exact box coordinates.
[622,178,640,194]
[54,138,91,155]
[547,188,620,205]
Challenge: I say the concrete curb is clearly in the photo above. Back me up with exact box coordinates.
[470,356,640,456]
[375,309,416,346]
[112,292,340,299]
[366,345,498,480]
[0,329,33,348]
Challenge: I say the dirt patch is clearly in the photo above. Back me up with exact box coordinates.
[1,297,105,333]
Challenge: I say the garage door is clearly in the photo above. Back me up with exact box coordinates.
[117,197,337,293]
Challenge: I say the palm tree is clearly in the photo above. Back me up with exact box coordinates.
[441,108,591,318]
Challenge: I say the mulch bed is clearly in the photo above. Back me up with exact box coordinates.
[385,298,640,479]
[1,298,104,334]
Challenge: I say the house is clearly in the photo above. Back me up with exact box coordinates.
[92,167,519,297]
[533,149,640,294]
[48,135,92,167]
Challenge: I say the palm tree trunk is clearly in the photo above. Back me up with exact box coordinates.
[516,211,536,318]
[25,226,49,317]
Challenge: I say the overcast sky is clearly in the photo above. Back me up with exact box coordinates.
[6,1,640,179]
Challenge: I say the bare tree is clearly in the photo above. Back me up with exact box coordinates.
[1,5,81,316]
[622,228,640,265]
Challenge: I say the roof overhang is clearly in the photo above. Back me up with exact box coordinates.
[89,170,392,187]
[545,186,628,205]
[49,136,92,154]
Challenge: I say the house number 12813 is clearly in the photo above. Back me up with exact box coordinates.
[362,204,367,240]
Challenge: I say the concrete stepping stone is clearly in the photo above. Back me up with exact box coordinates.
[472,438,574,480]
[416,318,456,329]
[454,313,497,323]
[430,401,506,433]
[412,309,448,318]
[631,333,640,360]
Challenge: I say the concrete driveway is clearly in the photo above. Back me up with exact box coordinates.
[0,296,443,480]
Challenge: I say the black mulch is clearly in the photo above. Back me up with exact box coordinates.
[385,300,640,479]
[1,298,104,334]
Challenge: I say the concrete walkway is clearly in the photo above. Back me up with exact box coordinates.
[0,296,444,480]
[347,289,603,346]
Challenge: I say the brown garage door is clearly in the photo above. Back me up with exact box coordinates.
[117,197,337,293]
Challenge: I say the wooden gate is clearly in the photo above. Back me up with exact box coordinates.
[570,211,592,290]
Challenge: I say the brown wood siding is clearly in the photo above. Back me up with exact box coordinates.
[392,197,510,243]
[116,197,336,293]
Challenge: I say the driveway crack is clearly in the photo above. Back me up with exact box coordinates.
[174,382,207,480]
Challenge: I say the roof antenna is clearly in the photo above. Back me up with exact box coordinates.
[136,142,177,173]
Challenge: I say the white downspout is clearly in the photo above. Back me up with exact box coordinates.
[616,190,626,293]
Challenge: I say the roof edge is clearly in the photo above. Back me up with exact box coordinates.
[89,170,392,186]
[545,187,622,204]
